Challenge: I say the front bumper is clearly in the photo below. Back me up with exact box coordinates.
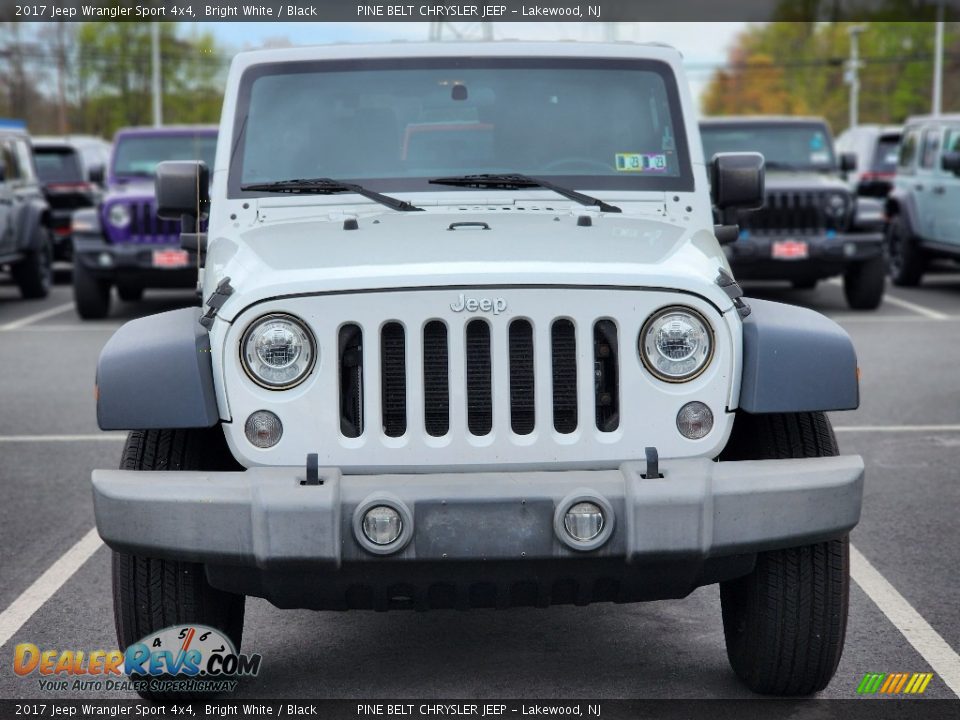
[728,232,883,281]
[73,234,196,288]
[92,455,864,609]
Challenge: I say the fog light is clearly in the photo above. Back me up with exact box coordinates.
[97,252,113,268]
[563,502,604,542]
[677,401,713,439]
[362,505,403,546]
[244,410,282,448]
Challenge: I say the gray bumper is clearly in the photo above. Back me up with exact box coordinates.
[93,455,863,569]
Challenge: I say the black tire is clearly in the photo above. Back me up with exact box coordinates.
[791,279,818,290]
[719,412,849,696]
[117,284,144,302]
[885,214,925,287]
[11,229,53,299]
[73,262,111,319]
[843,255,886,310]
[113,427,245,700]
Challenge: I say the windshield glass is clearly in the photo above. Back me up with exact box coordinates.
[872,135,901,173]
[34,148,83,183]
[229,58,692,196]
[701,122,836,170]
[112,133,217,178]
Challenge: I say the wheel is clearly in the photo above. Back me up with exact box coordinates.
[791,279,818,290]
[885,214,925,286]
[843,255,886,310]
[113,427,245,700]
[718,412,849,696]
[117,284,144,302]
[73,262,111,319]
[11,229,53,299]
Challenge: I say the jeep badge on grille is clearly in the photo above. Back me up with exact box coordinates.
[450,294,508,315]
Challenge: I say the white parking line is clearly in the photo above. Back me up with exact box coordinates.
[0,528,103,650]
[834,425,960,433]
[0,302,75,331]
[0,434,127,442]
[882,294,950,320]
[850,544,960,697]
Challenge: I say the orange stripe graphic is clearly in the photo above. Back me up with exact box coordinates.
[880,674,897,693]
[894,673,909,693]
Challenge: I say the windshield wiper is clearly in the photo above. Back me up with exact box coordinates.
[240,178,423,212]
[428,173,621,213]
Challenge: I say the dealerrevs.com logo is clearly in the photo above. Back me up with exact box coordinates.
[15,625,261,694]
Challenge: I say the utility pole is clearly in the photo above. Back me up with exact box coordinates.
[845,25,866,131]
[932,1,945,116]
[151,22,162,127]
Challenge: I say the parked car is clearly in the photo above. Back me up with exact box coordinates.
[70,125,217,318]
[0,125,53,299]
[835,124,901,231]
[32,135,111,261]
[884,114,960,286]
[700,116,886,309]
[91,43,865,699]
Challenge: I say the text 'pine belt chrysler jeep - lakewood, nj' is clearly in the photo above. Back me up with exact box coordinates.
[91,43,865,698]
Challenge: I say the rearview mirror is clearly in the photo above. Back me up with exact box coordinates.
[840,152,857,173]
[156,161,210,223]
[710,152,765,222]
[942,151,960,176]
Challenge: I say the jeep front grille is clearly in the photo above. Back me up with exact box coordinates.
[130,201,180,243]
[740,191,825,234]
[337,316,623,439]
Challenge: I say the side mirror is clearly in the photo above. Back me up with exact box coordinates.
[156,160,210,224]
[0,163,5,183]
[942,151,960,176]
[840,152,857,173]
[710,152,765,225]
[89,164,105,186]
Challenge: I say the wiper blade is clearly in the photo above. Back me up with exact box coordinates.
[240,178,423,212]
[429,173,621,213]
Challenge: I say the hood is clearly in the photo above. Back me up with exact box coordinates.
[764,172,849,192]
[102,179,156,201]
[205,208,733,322]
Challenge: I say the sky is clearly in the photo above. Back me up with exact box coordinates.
[198,22,747,110]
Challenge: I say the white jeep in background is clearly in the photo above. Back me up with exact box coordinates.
[91,42,864,697]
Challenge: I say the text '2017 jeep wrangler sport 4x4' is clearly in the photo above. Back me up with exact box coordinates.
[91,43,864,698]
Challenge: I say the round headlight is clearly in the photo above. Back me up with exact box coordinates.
[825,192,849,218]
[107,204,131,228]
[241,313,316,389]
[639,306,713,382]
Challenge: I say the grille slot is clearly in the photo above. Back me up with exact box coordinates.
[338,324,364,438]
[508,320,535,435]
[465,320,492,436]
[380,322,407,437]
[423,321,449,437]
[593,320,619,432]
[740,191,826,234]
[551,319,578,434]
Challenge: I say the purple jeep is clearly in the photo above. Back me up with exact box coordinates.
[71,125,217,319]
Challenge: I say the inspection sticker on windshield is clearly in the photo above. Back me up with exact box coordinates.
[615,153,668,173]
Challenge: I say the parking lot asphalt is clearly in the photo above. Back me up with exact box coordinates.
[0,274,958,701]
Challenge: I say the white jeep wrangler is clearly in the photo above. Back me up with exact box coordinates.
[92,42,864,697]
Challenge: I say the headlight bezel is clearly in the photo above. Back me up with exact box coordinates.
[107,203,131,229]
[639,305,715,383]
[240,312,318,390]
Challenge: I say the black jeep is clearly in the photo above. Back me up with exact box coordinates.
[0,125,53,299]
[701,116,886,310]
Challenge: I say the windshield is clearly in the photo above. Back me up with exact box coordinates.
[112,133,217,179]
[701,122,836,171]
[34,147,83,183]
[872,135,901,173]
[229,57,693,196]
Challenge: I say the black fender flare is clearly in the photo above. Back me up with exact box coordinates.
[739,298,859,414]
[14,197,50,252]
[885,188,919,236]
[96,307,220,430]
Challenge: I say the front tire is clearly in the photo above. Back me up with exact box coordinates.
[719,412,850,695]
[843,255,886,310]
[73,262,111,319]
[113,428,245,700]
[12,229,53,299]
[885,215,925,287]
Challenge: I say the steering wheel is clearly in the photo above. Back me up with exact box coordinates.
[538,157,613,173]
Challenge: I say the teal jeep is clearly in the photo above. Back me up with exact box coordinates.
[885,114,960,285]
